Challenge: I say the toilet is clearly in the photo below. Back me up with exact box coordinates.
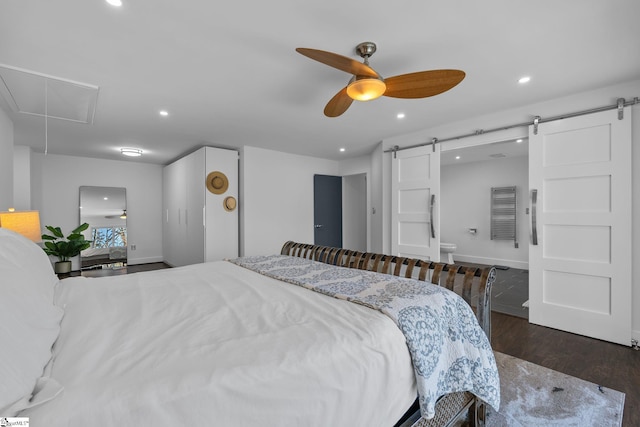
[440,242,457,264]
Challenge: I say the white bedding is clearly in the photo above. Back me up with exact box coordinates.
[22,261,417,426]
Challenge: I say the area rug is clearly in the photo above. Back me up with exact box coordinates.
[410,351,625,427]
[485,352,625,426]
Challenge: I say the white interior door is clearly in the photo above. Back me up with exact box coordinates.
[391,145,440,260]
[529,108,632,345]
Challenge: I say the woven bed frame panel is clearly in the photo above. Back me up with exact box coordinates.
[280,241,496,427]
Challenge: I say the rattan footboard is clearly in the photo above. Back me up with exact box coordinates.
[280,241,497,427]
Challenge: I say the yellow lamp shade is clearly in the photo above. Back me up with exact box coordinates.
[0,210,42,242]
[346,77,386,101]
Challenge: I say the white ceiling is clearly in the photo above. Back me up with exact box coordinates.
[441,138,528,166]
[1,1,639,165]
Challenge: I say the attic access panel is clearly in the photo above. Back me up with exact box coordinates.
[0,64,99,124]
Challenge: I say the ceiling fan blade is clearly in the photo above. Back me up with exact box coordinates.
[324,87,353,117]
[383,70,465,99]
[296,48,379,78]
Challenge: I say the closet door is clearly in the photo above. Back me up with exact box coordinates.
[528,108,632,345]
[391,145,441,261]
[163,160,186,267]
[184,149,205,265]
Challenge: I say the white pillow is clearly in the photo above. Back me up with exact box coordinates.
[0,228,58,301]
[0,228,63,415]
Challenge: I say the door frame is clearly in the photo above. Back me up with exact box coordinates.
[312,172,371,251]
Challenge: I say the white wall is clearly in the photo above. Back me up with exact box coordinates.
[373,79,640,341]
[31,153,163,269]
[0,107,13,209]
[441,155,529,269]
[13,145,32,210]
[240,146,339,256]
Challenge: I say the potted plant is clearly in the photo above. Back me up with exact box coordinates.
[41,223,92,274]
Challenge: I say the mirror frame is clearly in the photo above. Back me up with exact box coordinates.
[79,186,127,269]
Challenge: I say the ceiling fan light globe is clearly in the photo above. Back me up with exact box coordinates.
[346,78,386,101]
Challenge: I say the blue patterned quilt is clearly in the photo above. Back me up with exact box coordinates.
[228,254,500,419]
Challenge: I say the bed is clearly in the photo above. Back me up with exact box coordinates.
[0,228,499,427]
[81,246,127,268]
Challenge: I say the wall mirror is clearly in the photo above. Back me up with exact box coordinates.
[79,186,127,269]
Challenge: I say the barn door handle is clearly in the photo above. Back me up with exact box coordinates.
[429,194,436,239]
[531,189,538,245]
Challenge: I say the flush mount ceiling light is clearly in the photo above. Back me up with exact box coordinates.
[121,148,142,157]
[518,76,531,84]
[159,110,169,117]
[106,0,123,6]
[397,113,405,119]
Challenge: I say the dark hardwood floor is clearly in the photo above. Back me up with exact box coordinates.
[64,263,638,426]
[491,311,639,427]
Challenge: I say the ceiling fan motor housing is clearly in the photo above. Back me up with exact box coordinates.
[356,42,377,60]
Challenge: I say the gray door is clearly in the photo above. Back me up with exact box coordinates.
[314,174,342,248]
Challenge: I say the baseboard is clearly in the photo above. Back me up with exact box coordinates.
[127,256,164,265]
[453,254,529,270]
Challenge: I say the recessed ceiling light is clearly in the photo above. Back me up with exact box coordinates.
[455,155,461,160]
[339,148,346,152]
[121,148,143,157]
[516,139,523,143]
[103,197,108,200]
[159,110,169,117]
[106,0,123,6]
[518,76,531,84]
[397,113,405,119]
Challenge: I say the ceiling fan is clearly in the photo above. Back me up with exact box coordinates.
[105,210,127,219]
[296,42,465,117]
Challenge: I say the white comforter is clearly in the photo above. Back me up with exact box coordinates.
[22,261,417,426]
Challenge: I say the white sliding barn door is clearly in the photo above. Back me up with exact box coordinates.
[528,109,632,345]
[391,145,440,260]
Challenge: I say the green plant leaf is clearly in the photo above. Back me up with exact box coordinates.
[40,223,93,261]
[45,225,64,238]
[71,223,90,234]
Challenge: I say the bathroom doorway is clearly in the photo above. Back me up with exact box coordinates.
[441,138,530,318]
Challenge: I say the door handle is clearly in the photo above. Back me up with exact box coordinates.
[429,194,436,239]
[531,189,538,245]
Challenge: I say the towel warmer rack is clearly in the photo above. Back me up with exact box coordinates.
[491,186,518,248]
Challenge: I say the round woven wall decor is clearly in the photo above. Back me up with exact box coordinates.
[223,196,237,212]
[206,171,229,195]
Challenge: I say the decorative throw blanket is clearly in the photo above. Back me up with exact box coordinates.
[229,255,500,419]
